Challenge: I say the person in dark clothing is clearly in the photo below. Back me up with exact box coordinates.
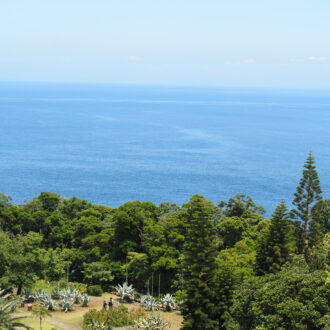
[103,300,107,310]
[108,297,113,309]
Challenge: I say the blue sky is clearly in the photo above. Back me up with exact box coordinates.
[1,0,329,89]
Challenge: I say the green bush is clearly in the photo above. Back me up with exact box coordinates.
[87,285,103,296]
[83,306,146,328]
[31,280,56,292]
[58,280,87,293]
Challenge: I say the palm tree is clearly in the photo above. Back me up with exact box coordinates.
[32,304,52,330]
[0,289,32,329]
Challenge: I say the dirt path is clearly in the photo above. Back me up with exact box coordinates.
[46,317,81,330]
[46,317,132,330]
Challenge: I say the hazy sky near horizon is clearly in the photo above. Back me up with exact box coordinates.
[1,0,330,89]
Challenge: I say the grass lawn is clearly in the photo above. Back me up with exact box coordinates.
[20,317,57,330]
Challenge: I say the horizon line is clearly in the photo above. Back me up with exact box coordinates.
[1,80,330,92]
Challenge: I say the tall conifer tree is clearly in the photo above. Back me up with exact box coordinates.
[180,195,219,330]
[256,200,293,274]
[309,199,330,246]
[291,152,322,234]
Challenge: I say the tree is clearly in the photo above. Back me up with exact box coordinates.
[82,261,114,290]
[231,268,330,330]
[0,232,66,294]
[256,201,294,274]
[309,199,330,247]
[32,304,52,330]
[291,153,322,238]
[218,217,248,249]
[180,195,219,330]
[219,194,265,218]
[37,192,61,212]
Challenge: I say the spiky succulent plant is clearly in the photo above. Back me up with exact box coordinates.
[115,282,135,302]
[161,294,177,312]
[51,287,62,300]
[21,289,35,303]
[133,315,168,330]
[141,295,160,311]
[38,295,57,311]
[34,289,47,301]
[60,297,74,313]
[0,289,32,329]
[81,294,90,307]
[83,319,113,330]
[63,287,74,299]
[72,290,82,304]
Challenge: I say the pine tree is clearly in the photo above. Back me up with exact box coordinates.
[180,195,219,330]
[256,200,293,274]
[291,152,322,235]
[309,199,330,246]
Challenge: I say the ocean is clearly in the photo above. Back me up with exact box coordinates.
[1,82,330,214]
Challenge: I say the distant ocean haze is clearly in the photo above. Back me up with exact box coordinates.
[1,82,330,214]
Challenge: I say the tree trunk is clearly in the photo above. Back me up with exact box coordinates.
[17,283,23,295]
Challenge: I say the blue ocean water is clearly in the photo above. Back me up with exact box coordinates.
[0,82,330,214]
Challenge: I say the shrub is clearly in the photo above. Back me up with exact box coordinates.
[87,285,103,296]
[83,306,146,328]
[31,280,56,293]
[129,308,147,320]
[133,315,169,330]
[57,280,87,293]
[83,319,113,330]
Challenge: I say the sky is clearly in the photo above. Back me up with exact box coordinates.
[0,0,330,89]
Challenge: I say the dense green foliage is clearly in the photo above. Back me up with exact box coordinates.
[231,266,330,329]
[180,195,219,329]
[83,305,146,329]
[292,153,323,252]
[255,200,295,274]
[0,152,329,329]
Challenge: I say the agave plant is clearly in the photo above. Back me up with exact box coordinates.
[161,294,177,312]
[140,295,160,311]
[72,290,82,304]
[62,287,74,299]
[21,289,35,303]
[38,295,57,311]
[81,294,90,307]
[34,289,47,302]
[84,319,113,330]
[133,315,168,330]
[115,282,135,302]
[51,287,62,300]
[60,297,74,313]
[0,289,32,329]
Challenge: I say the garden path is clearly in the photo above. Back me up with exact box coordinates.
[47,316,80,330]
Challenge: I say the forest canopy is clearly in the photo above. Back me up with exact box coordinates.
[0,153,329,329]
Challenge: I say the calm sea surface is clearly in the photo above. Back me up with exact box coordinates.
[1,82,330,214]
